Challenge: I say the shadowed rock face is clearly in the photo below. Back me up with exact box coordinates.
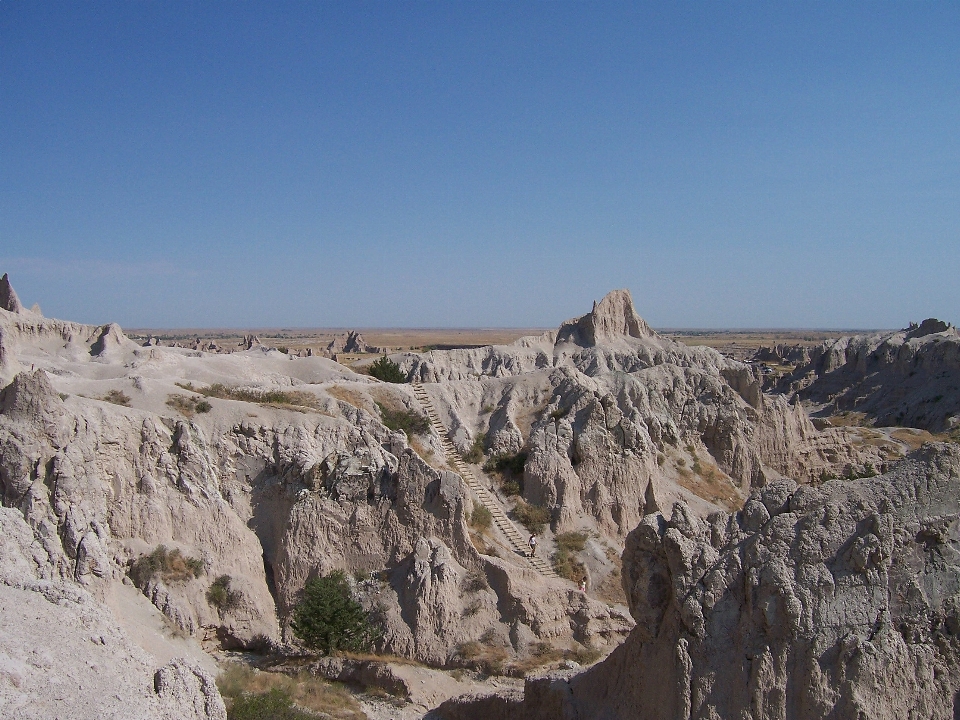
[437,443,960,720]
[777,321,960,432]
[0,273,25,314]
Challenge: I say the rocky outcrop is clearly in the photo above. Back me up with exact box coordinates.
[777,320,960,431]
[555,289,655,347]
[0,507,226,720]
[0,273,25,314]
[440,444,960,719]
[327,330,371,355]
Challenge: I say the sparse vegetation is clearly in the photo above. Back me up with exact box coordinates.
[463,432,486,463]
[103,389,131,406]
[375,401,429,436]
[484,451,527,495]
[369,356,406,383]
[291,570,380,655]
[470,504,492,532]
[166,393,213,417]
[176,382,320,410]
[207,575,241,612]
[480,404,494,415]
[552,532,588,583]
[462,569,489,593]
[130,545,204,586]
[456,640,509,676]
[512,500,550,534]
[217,664,365,720]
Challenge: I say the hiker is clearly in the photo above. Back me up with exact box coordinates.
[528,534,537,557]
[579,578,587,593]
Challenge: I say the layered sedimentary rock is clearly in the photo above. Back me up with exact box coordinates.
[440,443,960,720]
[777,320,960,432]
[0,506,225,720]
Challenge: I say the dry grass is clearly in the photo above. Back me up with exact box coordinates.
[177,382,322,412]
[130,545,204,586]
[890,427,938,450]
[166,393,212,417]
[326,385,373,412]
[217,663,366,720]
[505,642,603,678]
[456,640,510,676]
[825,411,873,428]
[103,389,131,406]
[674,452,743,511]
[552,532,588,583]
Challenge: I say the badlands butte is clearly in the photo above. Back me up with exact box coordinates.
[1,272,960,719]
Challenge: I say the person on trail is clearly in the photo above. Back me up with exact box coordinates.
[579,578,587,593]
[528,534,537,557]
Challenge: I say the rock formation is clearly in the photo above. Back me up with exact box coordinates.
[555,288,655,347]
[776,320,960,431]
[0,506,225,719]
[439,443,960,719]
[327,330,371,355]
[0,272,25,314]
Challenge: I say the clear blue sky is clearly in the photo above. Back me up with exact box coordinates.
[2,3,958,329]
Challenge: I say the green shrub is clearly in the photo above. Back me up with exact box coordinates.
[195,399,213,413]
[470,505,492,532]
[484,452,527,495]
[291,570,380,655]
[463,433,486,463]
[207,575,241,612]
[369,356,406,383]
[376,402,429,436]
[131,545,204,586]
[513,501,551,534]
[228,688,314,720]
[552,532,588,582]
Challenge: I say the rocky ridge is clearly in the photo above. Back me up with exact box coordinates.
[439,443,960,719]
[776,320,960,432]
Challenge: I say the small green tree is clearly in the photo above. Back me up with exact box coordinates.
[369,356,406,383]
[290,570,379,655]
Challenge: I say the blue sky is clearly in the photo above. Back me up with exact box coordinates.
[1,3,958,329]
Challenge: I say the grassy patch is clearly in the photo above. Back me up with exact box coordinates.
[484,452,527,495]
[166,393,213,417]
[512,500,550,534]
[218,664,365,720]
[103,389,131,406]
[552,532,588,583]
[375,402,429,436]
[131,545,204,586]
[176,382,320,411]
[456,640,509,676]
[505,642,603,678]
[463,433,486,463]
[326,385,371,411]
[826,411,873,428]
[470,505,492,532]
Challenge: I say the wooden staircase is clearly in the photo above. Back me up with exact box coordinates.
[411,383,558,579]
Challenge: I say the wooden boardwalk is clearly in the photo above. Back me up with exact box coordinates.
[411,383,558,579]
